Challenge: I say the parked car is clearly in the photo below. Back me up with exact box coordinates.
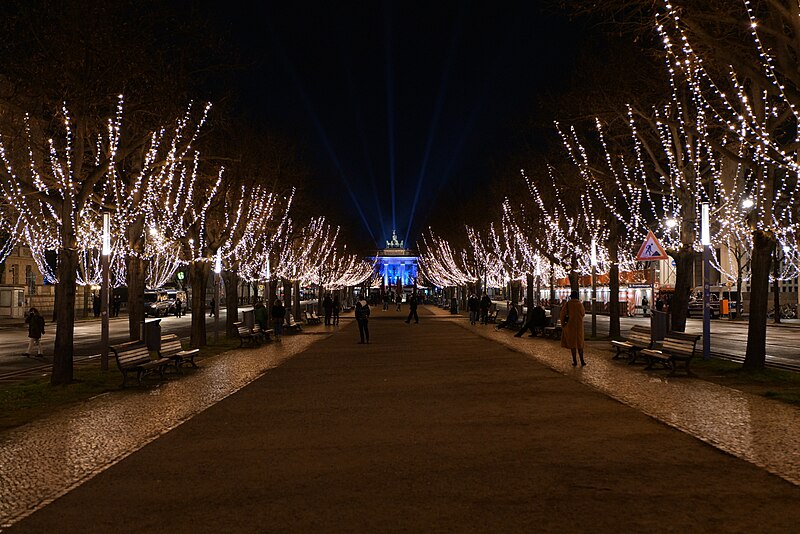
[144,291,171,317]
[687,286,739,319]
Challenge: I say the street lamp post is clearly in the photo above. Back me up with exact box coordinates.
[101,212,111,371]
[701,203,711,360]
[214,251,222,344]
[591,239,597,338]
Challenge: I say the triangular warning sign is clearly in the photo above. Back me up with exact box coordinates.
[636,230,668,261]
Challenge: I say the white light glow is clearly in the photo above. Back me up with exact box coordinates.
[102,213,111,256]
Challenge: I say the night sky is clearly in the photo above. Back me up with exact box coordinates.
[207,1,582,249]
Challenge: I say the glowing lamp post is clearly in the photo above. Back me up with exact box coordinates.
[214,252,222,343]
[701,203,711,361]
[101,213,111,371]
[591,239,597,338]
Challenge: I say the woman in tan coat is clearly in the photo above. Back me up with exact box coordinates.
[560,291,586,366]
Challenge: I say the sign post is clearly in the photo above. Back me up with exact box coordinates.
[635,231,669,263]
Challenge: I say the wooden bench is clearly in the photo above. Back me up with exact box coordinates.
[252,323,273,342]
[285,313,303,333]
[541,312,563,339]
[234,321,261,347]
[111,341,171,387]
[158,334,200,372]
[610,325,652,363]
[303,310,321,325]
[640,332,701,375]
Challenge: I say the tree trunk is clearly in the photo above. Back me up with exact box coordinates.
[125,254,147,341]
[293,280,301,320]
[223,270,239,337]
[609,234,621,340]
[744,229,775,370]
[772,246,781,324]
[189,260,210,348]
[52,247,78,385]
[569,256,579,294]
[736,271,744,319]
[526,273,534,309]
[283,279,292,319]
[668,245,694,332]
[269,279,278,323]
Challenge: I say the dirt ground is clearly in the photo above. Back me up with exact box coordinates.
[7,309,800,533]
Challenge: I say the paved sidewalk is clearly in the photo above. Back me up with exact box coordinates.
[3,306,800,532]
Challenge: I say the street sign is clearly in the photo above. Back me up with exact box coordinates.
[636,231,669,261]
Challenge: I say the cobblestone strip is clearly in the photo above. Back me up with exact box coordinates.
[0,334,327,528]
[460,319,800,486]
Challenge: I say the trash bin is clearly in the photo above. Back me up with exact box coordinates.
[650,310,670,341]
[721,299,729,317]
[450,297,458,314]
[142,318,162,352]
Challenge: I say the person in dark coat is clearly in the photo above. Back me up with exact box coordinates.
[174,297,182,318]
[467,294,479,325]
[515,303,547,337]
[405,293,419,324]
[113,294,122,317]
[92,293,101,317]
[479,293,491,325]
[496,302,519,330]
[271,298,286,340]
[322,294,334,325]
[355,295,370,343]
[24,307,45,357]
[209,298,216,317]
[254,301,268,331]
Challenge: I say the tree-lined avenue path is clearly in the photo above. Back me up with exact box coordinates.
[3,305,800,532]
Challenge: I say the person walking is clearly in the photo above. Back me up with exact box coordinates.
[333,295,341,325]
[395,292,402,311]
[560,290,586,366]
[174,297,182,318]
[113,294,122,317]
[355,294,370,344]
[382,292,390,311]
[24,307,45,358]
[322,293,334,325]
[479,293,491,325]
[271,298,286,341]
[405,293,419,324]
[467,294,479,325]
[92,293,101,318]
[209,298,216,317]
